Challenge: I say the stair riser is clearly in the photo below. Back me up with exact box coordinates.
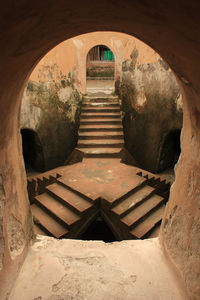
[34,222,56,237]
[82,104,120,107]
[78,143,124,148]
[83,98,119,103]
[79,127,123,132]
[141,222,162,239]
[80,115,121,119]
[80,121,122,125]
[34,224,51,237]
[78,135,124,140]
[82,109,120,113]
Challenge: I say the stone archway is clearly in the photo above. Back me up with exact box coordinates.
[86,44,116,94]
[0,2,200,299]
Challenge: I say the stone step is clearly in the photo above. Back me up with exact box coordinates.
[33,224,49,236]
[82,107,120,113]
[80,119,122,125]
[82,102,120,107]
[77,139,124,148]
[78,131,124,139]
[83,97,119,102]
[112,185,155,217]
[130,205,165,238]
[46,183,92,215]
[35,193,80,227]
[146,224,161,238]
[31,204,68,238]
[77,147,122,158]
[121,194,165,228]
[79,124,123,131]
[80,113,121,119]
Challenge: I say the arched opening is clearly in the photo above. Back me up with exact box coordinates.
[86,44,115,95]
[0,3,199,299]
[21,128,45,174]
[158,130,181,173]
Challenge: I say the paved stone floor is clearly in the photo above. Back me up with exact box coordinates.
[9,236,186,300]
[59,158,145,203]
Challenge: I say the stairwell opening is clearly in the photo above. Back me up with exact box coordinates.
[81,214,116,242]
[22,33,179,243]
[21,128,45,174]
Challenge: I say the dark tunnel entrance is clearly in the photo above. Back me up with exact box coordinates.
[158,130,181,172]
[21,128,45,174]
[81,214,117,243]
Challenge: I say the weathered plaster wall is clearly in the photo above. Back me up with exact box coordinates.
[30,32,158,93]
[0,2,200,300]
[21,69,82,171]
[118,54,183,173]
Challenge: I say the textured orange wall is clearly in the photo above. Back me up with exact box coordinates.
[30,32,158,92]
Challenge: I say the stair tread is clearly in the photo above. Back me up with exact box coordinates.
[81,112,121,116]
[31,204,68,238]
[46,183,92,213]
[77,147,122,154]
[121,194,165,227]
[82,103,120,107]
[82,107,120,111]
[112,185,155,216]
[35,193,80,226]
[147,224,161,238]
[78,139,124,145]
[79,131,123,137]
[130,205,165,238]
[33,224,47,236]
[79,124,123,129]
[80,118,121,122]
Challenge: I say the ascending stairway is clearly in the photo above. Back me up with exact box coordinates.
[77,95,124,157]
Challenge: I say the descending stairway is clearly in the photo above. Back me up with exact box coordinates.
[29,95,170,240]
[103,180,167,240]
[77,95,124,157]
[30,168,169,240]
[32,179,98,238]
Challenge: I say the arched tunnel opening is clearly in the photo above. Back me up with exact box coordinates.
[21,128,45,174]
[157,130,181,173]
[1,3,199,300]
[22,32,182,244]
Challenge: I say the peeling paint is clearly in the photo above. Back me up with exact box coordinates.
[7,214,25,260]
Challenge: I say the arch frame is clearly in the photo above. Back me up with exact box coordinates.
[0,2,200,299]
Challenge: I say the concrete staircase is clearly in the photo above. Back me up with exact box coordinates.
[30,169,169,240]
[102,180,167,240]
[29,95,170,240]
[77,96,124,157]
[32,179,99,238]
